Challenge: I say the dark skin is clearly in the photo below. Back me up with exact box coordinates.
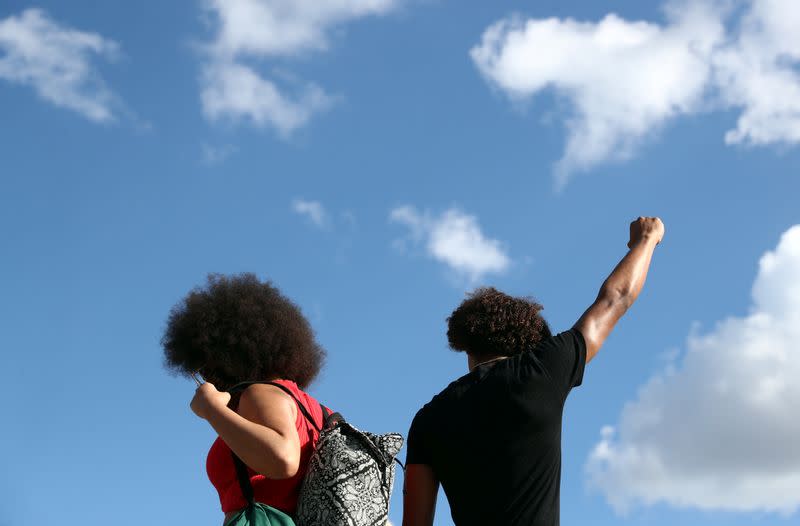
[191,381,301,524]
[191,382,301,479]
[403,217,665,526]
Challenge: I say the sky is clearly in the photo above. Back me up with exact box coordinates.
[1,1,799,525]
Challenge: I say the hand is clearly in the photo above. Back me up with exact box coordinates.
[628,217,664,249]
[190,382,232,420]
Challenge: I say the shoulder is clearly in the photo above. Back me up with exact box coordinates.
[510,329,586,374]
[521,328,587,389]
[240,382,292,399]
[520,328,586,359]
[560,327,586,348]
[410,399,432,431]
[538,328,585,350]
[409,392,440,432]
[238,383,298,421]
[412,375,470,423]
[549,329,587,361]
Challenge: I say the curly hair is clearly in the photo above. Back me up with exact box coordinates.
[447,287,551,359]
[162,273,325,390]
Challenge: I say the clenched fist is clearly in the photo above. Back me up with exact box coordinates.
[190,382,232,420]
[628,217,665,249]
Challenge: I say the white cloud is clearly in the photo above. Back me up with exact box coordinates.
[200,0,396,134]
[390,206,511,282]
[715,0,800,146]
[201,62,333,135]
[587,225,800,514]
[0,8,120,122]
[207,0,395,57]
[471,0,800,185]
[292,198,328,228]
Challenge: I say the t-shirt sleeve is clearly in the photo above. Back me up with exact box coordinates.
[405,408,431,466]
[530,328,587,396]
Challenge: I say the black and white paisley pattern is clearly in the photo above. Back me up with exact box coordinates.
[296,420,404,526]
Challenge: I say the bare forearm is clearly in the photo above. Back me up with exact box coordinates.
[599,236,658,307]
[205,406,299,478]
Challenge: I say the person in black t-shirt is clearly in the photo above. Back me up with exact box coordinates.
[402,217,665,526]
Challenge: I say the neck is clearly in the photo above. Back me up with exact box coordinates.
[468,354,507,371]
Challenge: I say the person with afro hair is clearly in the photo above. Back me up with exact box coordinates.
[162,273,329,524]
[403,217,665,526]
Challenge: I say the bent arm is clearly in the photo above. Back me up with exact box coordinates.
[574,217,663,362]
[198,384,301,479]
[402,464,439,526]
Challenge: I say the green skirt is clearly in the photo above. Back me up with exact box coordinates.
[223,503,296,526]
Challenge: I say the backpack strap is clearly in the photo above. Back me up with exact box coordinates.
[264,381,323,434]
[267,382,345,432]
[232,451,256,509]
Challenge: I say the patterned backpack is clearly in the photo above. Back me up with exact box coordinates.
[230,381,404,526]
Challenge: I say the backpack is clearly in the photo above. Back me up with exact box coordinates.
[228,381,404,526]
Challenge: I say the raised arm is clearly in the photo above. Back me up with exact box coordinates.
[574,217,664,362]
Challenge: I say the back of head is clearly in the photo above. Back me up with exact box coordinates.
[161,273,325,390]
[447,287,551,360]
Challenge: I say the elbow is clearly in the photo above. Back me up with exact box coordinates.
[617,291,635,312]
[275,454,301,479]
[268,465,299,480]
[600,285,635,313]
[258,447,300,480]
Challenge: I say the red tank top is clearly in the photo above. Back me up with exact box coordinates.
[206,380,326,514]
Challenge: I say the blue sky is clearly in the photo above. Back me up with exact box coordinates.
[2,1,800,525]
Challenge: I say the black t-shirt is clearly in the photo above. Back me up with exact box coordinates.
[406,329,587,526]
